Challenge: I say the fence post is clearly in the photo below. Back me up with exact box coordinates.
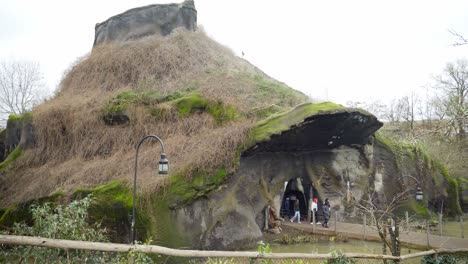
[439,213,443,236]
[461,215,464,239]
[312,211,316,233]
[426,218,430,248]
[363,214,367,240]
[405,211,409,231]
[334,211,337,234]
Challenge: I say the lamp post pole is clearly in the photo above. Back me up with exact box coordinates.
[131,135,168,244]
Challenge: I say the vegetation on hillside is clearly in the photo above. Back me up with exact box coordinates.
[0,29,308,208]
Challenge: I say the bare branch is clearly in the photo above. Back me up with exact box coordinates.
[448,29,468,46]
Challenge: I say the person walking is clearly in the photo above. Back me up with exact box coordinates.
[322,198,331,228]
[310,198,320,225]
[290,199,301,223]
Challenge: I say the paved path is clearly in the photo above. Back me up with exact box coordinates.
[283,221,468,249]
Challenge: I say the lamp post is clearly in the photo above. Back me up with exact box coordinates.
[130,134,169,244]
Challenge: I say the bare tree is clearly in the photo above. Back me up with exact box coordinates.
[433,59,468,141]
[384,99,398,123]
[0,60,44,115]
[349,178,420,261]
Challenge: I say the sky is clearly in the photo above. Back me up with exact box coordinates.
[1,0,468,122]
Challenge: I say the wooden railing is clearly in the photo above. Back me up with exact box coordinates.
[1,234,467,261]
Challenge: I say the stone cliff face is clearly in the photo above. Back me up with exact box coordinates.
[93,0,197,47]
[163,106,458,250]
[162,107,384,249]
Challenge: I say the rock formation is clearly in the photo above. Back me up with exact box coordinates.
[93,0,197,47]
[162,104,459,250]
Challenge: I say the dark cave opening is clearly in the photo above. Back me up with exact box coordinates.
[280,177,322,221]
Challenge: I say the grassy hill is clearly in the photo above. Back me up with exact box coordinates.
[0,29,309,207]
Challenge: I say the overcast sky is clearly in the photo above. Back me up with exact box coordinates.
[1,0,468,113]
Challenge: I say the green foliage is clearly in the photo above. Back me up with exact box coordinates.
[0,196,115,263]
[249,242,272,264]
[173,93,240,124]
[252,102,343,144]
[0,196,153,263]
[0,146,22,171]
[324,251,356,264]
[421,254,467,264]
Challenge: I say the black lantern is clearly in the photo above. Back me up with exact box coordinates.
[416,187,423,202]
[158,153,169,174]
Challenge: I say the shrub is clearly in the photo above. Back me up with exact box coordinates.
[0,196,152,263]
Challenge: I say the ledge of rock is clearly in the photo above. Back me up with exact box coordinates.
[93,0,197,47]
[247,102,383,154]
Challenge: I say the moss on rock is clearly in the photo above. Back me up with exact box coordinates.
[73,181,133,242]
[432,160,462,216]
[0,192,63,229]
[252,102,344,144]
[172,93,240,124]
[376,133,462,216]
[0,147,22,171]
[167,168,227,208]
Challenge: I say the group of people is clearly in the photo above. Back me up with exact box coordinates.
[311,198,331,228]
[285,197,331,228]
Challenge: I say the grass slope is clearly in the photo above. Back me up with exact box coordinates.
[0,29,308,207]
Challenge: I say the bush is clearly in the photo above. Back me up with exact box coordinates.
[324,251,356,264]
[0,196,152,263]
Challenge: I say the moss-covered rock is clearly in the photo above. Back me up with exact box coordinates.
[432,160,463,216]
[458,178,468,211]
[72,181,132,243]
[4,113,33,153]
[0,192,62,229]
[0,147,22,171]
[252,102,344,144]
[375,133,462,216]
[172,93,240,124]
[167,168,227,208]
[0,128,6,163]
[102,90,240,126]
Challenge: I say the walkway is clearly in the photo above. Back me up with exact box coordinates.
[283,221,468,249]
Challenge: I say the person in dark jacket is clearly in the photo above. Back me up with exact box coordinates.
[322,198,331,228]
[289,199,301,223]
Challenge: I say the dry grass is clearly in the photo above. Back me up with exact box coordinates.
[0,29,306,207]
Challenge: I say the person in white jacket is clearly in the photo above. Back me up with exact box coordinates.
[310,198,320,225]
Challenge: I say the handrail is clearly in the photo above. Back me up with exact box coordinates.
[2,235,468,260]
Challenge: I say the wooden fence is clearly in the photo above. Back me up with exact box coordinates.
[1,234,468,261]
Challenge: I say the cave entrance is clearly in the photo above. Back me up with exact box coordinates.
[280,177,321,221]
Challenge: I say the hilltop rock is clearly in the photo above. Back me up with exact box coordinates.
[93,0,197,47]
